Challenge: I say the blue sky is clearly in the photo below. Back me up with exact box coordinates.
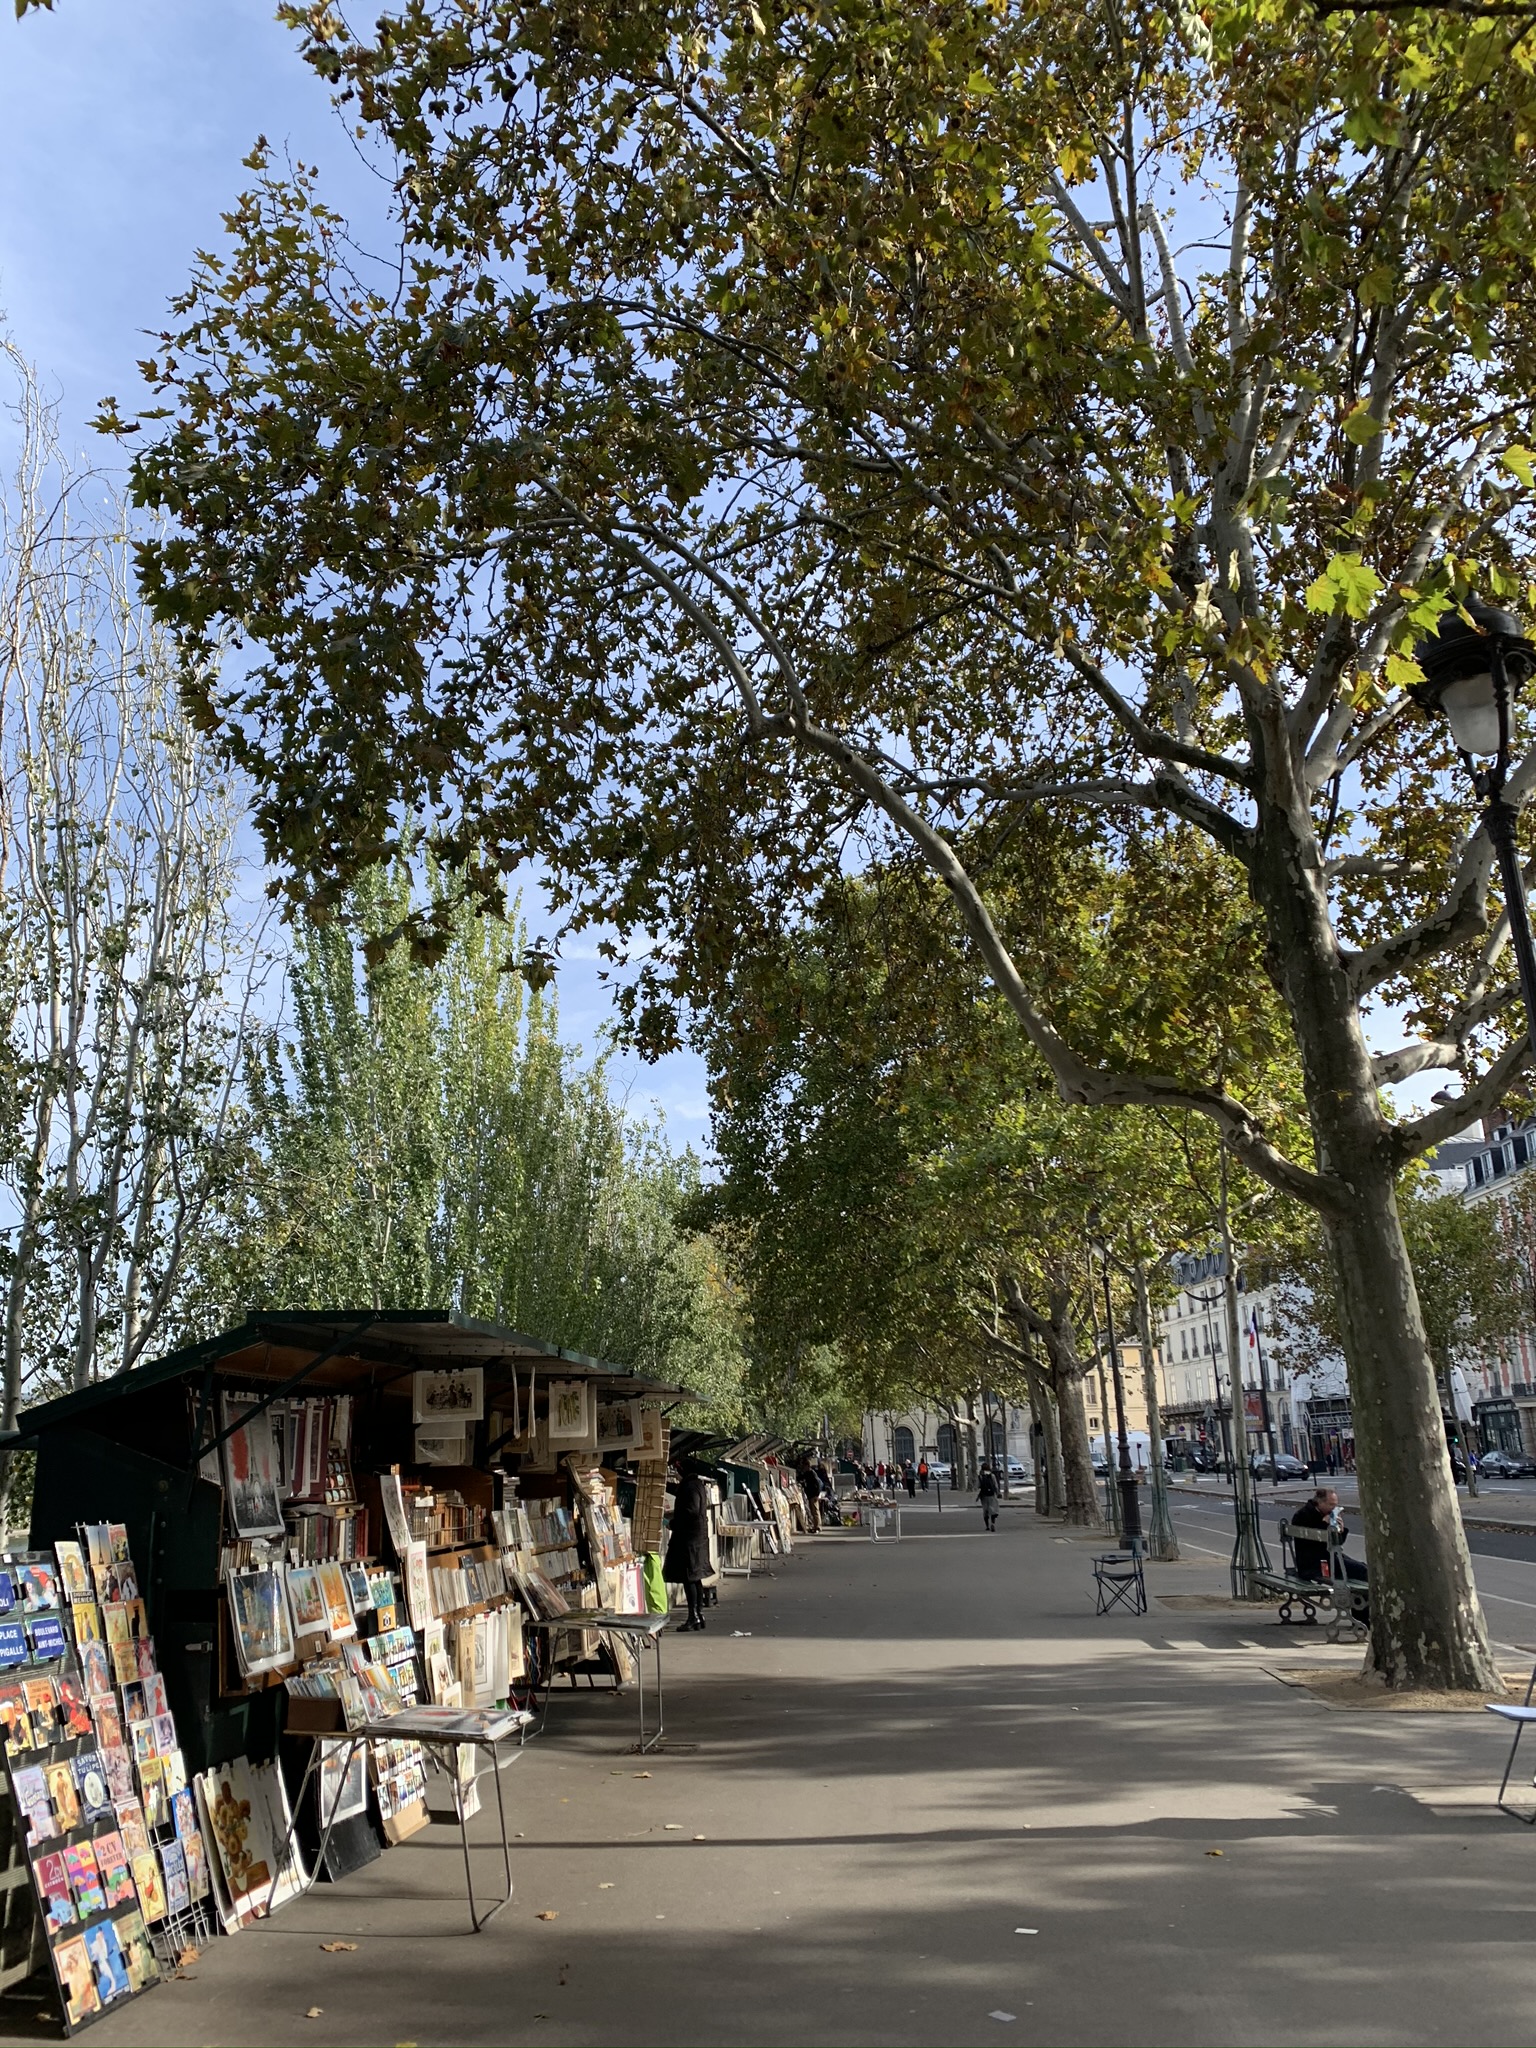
[0,0,714,1154]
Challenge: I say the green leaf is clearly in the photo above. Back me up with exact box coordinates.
[1304,553,1382,621]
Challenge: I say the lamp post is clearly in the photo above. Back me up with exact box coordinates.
[1088,1213,1143,1553]
[1413,598,1536,1048]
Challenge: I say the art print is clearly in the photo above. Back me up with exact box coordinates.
[134,1637,156,1681]
[84,1526,112,1589]
[102,1746,136,1804]
[73,1750,113,1824]
[19,1561,58,1613]
[57,1674,93,1741]
[181,1826,210,1902]
[404,1543,433,1632]
[379,1471,412,1556]
[114,1799,149,1857]
[137,1755,166,1828]
[130,1848,166,1923]
[79,1639,112,1698]
[90,1693,123,1750]
[202,1760,274,1916]
[33,1849,74,1932]
[53,1543,90,1604]
[23,1678,59,1745]
[546,1378,592,1443]
[44,1760,80,1832]
[0,1683,32,1753]
[218,1392,286,1539]
[315,1561,356,1643]
[93,1829,135,1911]
[12,1765,54,1843]
[142,1673,168,1720]
[53,1935,100,2028]
[162,1747,188,1797]
[595,1395,644,1451]
[316,1737,367,1827]
[285,1566,327,1642]
[114,1907,158,1991]
[84,1917,131,2004]
[227,1568,295,1674]
[412,1367,484,1425]
[171,1786,197,1840]
[62,1842,104,1918]
[160,1837,190,1916]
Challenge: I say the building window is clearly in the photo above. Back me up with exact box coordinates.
[893,1425,915,1463]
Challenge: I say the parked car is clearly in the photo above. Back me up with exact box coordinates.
[1250,1453,1310,1483]
[1478,1449,1536,1479]
[925,1460,952,1482]
[1004,1457,1032,1482]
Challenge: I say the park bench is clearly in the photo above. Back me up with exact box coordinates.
[1254,1517,1368,1642]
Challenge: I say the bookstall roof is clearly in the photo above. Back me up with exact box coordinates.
[16,1309,689,1440]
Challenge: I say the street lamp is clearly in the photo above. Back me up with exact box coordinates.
[1088,1210,1143,1553]
[1413,598,1536,1050]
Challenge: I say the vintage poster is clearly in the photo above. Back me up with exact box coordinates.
[218,1393,286,1539]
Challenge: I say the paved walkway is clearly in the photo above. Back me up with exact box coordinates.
[26,1507,1536,2047]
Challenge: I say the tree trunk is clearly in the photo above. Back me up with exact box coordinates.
[1323,1178,1497,1689]
[1055,1370,1101,1527]
[1002,1272,1101,1527]
[1250,783,1498,1690]
[1029,1373,1065,1519]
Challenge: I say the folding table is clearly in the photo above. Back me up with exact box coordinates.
[531,1611,669,1752]
[273,1705,533,1930]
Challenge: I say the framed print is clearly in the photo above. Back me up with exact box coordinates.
[412,1368,484,1427]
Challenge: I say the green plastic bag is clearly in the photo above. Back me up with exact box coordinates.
[642,1552,667,1613]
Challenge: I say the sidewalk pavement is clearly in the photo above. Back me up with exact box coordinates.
[28,1506,1536,2048]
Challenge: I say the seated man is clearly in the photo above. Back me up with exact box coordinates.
[1290,1487,1368,1606]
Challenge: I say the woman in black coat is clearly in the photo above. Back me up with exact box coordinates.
[663,1466,712,1630]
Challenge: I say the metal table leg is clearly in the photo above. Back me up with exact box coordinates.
[445,1736,516,1933]
[264,1732,361,1916]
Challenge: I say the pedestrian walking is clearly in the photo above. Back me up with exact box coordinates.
[978,1462,1001,1531]
[663,1462,713,1630]
[796,1454,822,1533]
[903,1460,917,1500]
[918,1458,929,1492]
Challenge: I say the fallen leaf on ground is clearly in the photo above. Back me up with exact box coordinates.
[598,1882,615,1889]
[1205,1849,1224,1858]
[177,1946,200,1967]
[693,1834,706,1841]
[663,1823,683,1831]
[304,2008,324,2020]
[320,1941,358,1953]
[633,1771,651,1778]
[537,1910,559,1921]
